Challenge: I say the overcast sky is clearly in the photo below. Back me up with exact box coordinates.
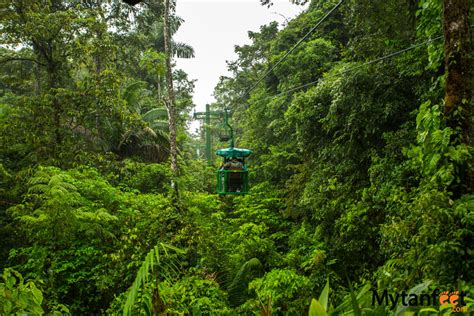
[173,0,307,131]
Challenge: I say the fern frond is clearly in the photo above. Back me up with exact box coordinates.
[74,208,118,222]
[28,184,49,194]
[28,175,49,186]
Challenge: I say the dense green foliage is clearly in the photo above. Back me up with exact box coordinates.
[1,0,473,315]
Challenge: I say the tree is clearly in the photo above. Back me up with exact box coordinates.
[0,0,138,164]
[163,0,180,192]
[442,0,473,192]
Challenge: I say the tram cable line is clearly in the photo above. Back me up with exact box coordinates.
[238,0,344,102]
[253,34,444,103]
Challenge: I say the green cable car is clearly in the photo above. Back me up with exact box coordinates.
[216,147,252,195]
[216,109,252,195]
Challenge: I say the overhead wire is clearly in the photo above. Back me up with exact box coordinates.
[237,0,344,102]
[253,34,444,102]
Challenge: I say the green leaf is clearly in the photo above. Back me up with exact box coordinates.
[348,279,361,316]
[309,298,328,316]
[6,275,16,289]
[419,307,438,313]
[4,300,13,314]
[30,283,43,305]
[318,278,329,311]
[192,305,203,316]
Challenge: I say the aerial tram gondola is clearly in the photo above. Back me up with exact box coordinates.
[216,109,252,196]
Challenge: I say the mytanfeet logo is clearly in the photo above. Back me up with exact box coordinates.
[371,289,468,313]
[438,290,469,313]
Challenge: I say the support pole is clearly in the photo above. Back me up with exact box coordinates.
[193,104,222,165]
[205,104,212,165]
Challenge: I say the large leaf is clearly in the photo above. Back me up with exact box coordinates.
[319,278,329,311]
[309,298,328,316]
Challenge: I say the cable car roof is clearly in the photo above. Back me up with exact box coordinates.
[216,147,252,158]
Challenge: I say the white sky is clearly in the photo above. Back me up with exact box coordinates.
[173,0,308,132]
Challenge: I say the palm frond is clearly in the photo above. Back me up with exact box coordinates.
[117,129,135,150]
[122,81,148,110]
[227,258,263,307]
[148,120,169,132]
[142,107,168,122]
[170,15,184,35]
[141,126,158,138]
[172,41,194,58]
[123,243,184,316]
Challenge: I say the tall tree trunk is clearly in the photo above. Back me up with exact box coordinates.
[442,0,473,192]
[163,0,179,189]
[94,30,103,148]
[47,61,62,146]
